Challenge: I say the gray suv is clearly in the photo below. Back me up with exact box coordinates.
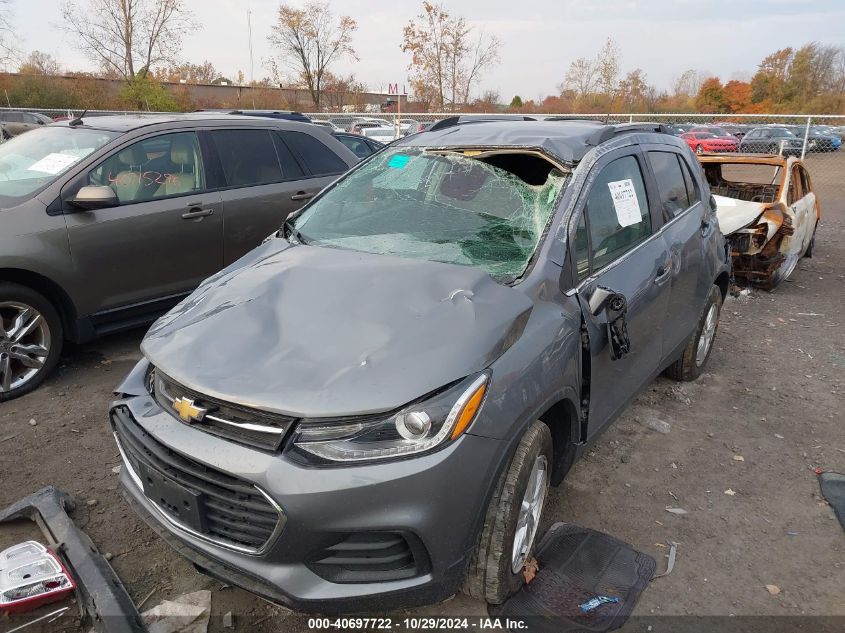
[111,119,730,612]
[0,110,54,140]
[0,114,357,400]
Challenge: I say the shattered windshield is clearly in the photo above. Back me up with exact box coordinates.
[293,148,570,281]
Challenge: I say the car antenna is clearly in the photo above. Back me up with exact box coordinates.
[68,110,88,127]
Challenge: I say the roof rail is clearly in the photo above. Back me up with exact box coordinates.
[429,115,537,132]
[586,122,673,146]
[543,116,604,123]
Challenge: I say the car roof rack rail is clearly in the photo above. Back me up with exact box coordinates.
[543,116,605,123]
[586,122,674,146]
[429,115,537,132]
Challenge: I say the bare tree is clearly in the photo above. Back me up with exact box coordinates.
[402,2,499,111]
[0,0,15,65]
[268,2,357,109]
[672,69,705,98]
[595,37,620,98]
[60,0,194,81]
[158,60,220,84]
[561,57,597,100]
[18,51,62,75]
[460,29,499,104]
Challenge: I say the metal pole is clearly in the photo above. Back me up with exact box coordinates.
[396,88,401,140]
[801,115,811,160]
[247,8,255,84]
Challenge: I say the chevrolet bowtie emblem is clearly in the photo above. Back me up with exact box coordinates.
[172,397,207,423]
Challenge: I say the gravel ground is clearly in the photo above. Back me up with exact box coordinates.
[1,162,843,632]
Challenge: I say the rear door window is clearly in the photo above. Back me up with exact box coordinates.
[648,151,692,218]
[281,131,348,176]
[210,129,283,187]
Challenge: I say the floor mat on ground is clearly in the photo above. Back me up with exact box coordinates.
[489,523,656,633]
[819,472,845,531]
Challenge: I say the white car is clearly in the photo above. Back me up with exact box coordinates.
[699,154,819,289]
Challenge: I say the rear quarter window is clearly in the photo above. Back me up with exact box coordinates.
[282,131,348,176]
[648,151,693,218]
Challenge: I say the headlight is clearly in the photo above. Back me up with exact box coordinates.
[292,372,490,464]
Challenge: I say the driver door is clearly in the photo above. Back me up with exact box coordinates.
[62,131,223,321]
[570,149,671,437]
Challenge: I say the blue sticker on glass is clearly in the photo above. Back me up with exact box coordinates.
[388,155,411,169]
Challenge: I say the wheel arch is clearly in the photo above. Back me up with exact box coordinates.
[0,268,78,340]
[537,397,580,486]
[714,270,730,300]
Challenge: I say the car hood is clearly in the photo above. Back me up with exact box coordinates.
[713,195,767,235]
[141,243,533,418]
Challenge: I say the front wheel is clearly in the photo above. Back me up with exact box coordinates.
[0,283,63,401]
[462,421,552,604]
[665,285,722,382]
[695,144,704,154]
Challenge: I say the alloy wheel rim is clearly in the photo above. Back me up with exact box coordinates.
[0,302,51,393]
[695,304,718,367]
[511,455,548,574]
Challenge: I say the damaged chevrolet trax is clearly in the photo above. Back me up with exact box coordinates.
[112,119,730,612]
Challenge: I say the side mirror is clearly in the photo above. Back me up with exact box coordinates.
[70,185,119,211]
[587,285,631,361]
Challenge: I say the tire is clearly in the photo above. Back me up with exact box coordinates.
[665,285,722,382]
[462,421,553,604]
[803,222,817,258]
[695,144,704,154]
[0,283,63,402]
[766,143,778,155]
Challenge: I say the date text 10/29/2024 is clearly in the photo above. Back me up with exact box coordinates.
[307,618,528,630]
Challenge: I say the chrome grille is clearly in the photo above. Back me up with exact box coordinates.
[151,370,296,451]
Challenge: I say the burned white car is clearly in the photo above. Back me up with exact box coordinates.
[700,154,820,289]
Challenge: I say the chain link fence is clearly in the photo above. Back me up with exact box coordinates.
[3,107,843,209]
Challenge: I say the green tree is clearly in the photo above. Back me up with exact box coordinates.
[119,73,178,110]
[694,77,728,112]
[509,95,523,109]
[750,48,792,104]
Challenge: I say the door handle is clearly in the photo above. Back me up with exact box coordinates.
[654,260,673,285]
[181,208,214,220]
[291,191,314,201]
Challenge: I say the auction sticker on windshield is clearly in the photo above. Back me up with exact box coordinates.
[607,179,642,227]
[28,153,80,175]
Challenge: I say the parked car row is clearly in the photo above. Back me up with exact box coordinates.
[669,121,841,155]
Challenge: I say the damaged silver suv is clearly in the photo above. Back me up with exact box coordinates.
[111,118,730,612]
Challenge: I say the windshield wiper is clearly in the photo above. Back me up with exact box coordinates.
[284,219,309,245]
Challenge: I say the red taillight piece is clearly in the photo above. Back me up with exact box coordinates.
[0,541,76,615]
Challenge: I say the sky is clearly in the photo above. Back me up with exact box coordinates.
[6,0,845,100]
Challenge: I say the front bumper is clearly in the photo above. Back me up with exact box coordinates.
[110,382,507,613]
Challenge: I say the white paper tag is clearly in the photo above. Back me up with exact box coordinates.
[607,179,643,227]
[28,153,80,175]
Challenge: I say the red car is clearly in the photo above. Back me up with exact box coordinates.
[680,131,738,154]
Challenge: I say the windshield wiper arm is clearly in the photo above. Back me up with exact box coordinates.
[283,219,308,245]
